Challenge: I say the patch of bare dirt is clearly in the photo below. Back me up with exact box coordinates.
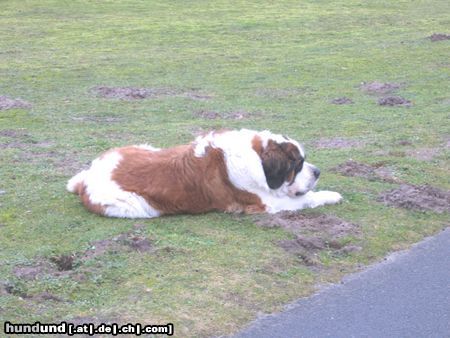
[406,147,440,161]
[256,212,362,266]
[378,96,412,107]
[50,254,75,271]
[428,33,450,41]
[0,129,52,150]
[378,184,450,213]
[81,232,154,261]
[13,261,57,281]
[332,160,398,182]
[182,91,214,101]
[330,97,354,105]
[0,129,30,138]
[1,281,66,302]
[360,81,402,95]
[92,86,177,100]
[34,291,66,302]
[13,232,154,282]
[257,212,360,238]
[396,140,413,146]
[0,95,32,111]
[115,233,153,253]
[194,110,255,120]
[313,137,365,149]
[91,86,212,101]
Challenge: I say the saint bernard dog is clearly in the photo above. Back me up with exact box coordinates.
[67,129,342,218]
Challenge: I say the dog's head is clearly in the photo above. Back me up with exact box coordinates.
[253,133,320,197]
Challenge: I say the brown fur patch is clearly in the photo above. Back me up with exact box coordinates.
[251,135,263,155]
[111,145,265,215]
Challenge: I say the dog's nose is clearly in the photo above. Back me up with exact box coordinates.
[295,191,303,197]
[313,167,321,179]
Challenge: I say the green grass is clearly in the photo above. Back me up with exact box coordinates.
[1,0,449,336]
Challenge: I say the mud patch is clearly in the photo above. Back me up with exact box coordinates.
[0,129,30,138]
[194,110,255,120]
[396,140,413,146]
[91,86,212,101]
[0,95,31,111]
[428,33,450,41]
[256,212,362,266]
[115,233,153,253]
[182,91,214,101]
[82,232,154,261]
[50,254,75,271]
[313,137,365,149]
[35,291,66,302]
[360,81,402,95]
[332,160,398,182]
[13,232,154,282]
[378,184,450,213]
[330,97,354,105]
[257,212,360,238]
[1,280,66,302]
[378,96,412,107]
[0,129,54,150]
[13,261,56,281]
[406,147,440,161]
[91,86,178,100]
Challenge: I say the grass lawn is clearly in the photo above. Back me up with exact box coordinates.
[1,0,449,336]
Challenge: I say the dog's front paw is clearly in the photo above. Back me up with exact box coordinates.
[313,191,343,206]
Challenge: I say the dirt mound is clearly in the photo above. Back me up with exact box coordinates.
[13,261,55,280]
[330,97,354,105]
[91,86,212,101]
[50,254,75,271]
[115,233,153,253]
[0,95,31,111]
[313,137,365,149]
[378,184,450,213]
[1,280,67,302]
[332,160,397,182]
[378,96,412,107]
[257,212,360,238]
[82,232,154,260]
[360,81,401,95]
[0,129,30,138]
[256,212,362,266]
[428,33,450,41]
[194,110,254,120]
[13,232,154,282]
[406,147,440,161]
[92,86,178,100]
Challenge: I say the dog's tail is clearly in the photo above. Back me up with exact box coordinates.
[67,170,88,195]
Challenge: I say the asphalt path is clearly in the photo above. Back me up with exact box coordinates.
[234,227,450,338]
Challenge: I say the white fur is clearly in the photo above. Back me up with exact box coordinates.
[67,150,160,218]
[135,144,160,152]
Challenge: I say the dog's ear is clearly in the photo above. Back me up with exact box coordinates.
[260,140,292,189]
